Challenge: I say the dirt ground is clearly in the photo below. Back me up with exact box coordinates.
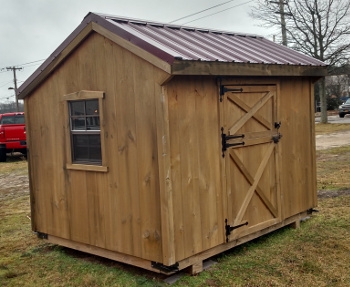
[316,130,350,150]
[0,164,29,201]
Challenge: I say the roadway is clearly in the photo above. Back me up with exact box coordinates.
[315,114,350,124]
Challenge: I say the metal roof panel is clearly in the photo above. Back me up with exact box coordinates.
[102,14,325,66]
[18,12,326,99]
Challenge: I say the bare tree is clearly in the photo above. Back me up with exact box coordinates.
[0,101,24,113]
[250,0,350,123]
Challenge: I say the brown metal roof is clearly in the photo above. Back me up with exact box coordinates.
[100,13,325,66]
[18,12,326,99]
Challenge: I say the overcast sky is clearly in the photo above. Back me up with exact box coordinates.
[0,0,277,104]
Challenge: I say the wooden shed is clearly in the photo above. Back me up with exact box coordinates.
[18,12,327,274]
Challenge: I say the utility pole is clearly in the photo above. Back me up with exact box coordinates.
[6,66,22,112]
[270,0,288,46]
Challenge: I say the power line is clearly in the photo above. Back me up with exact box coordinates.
[0,58,45,71]
[182,0,255,25]
[19,63,43,69]
[0,81,13,88]
[18,59,46,67]
[0,95,15,100]
[170,0,236,23]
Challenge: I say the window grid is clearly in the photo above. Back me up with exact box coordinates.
[69,99,102,164]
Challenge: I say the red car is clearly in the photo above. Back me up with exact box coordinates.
[0,112,27,162]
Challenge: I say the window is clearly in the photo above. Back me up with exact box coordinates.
[63,90,107,172]
[69,99,101,164]
[0,114,25,124]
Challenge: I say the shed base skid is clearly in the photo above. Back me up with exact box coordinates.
[39,212,308,275]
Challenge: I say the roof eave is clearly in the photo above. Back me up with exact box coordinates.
[18,16,96,100]
[18,12,174,99]
[170,60,328,77]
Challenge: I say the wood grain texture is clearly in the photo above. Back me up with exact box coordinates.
[166,76,224,261]
[25,27,318,273]
[27,33,169,262]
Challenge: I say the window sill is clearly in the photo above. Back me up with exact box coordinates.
[66,164,108,173]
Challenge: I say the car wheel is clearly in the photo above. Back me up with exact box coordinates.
[339,113,345,118]
[0,146,6,162]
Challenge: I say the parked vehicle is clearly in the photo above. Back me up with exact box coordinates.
[0,112,27,162]
[340,96,349,104]
[339,98,350,118]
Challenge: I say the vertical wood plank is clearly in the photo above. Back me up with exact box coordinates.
[100,35,120,252]
[167,76,224,260]
[134,61,162,261]
[114,44,140,256]
[195,78,221,250]
[275,82,283,221]
[168,79,186,260]
[309,80,318,208]
[156,85,176,265]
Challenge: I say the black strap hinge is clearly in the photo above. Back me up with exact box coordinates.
[219,86,243,102]
[225,219,248,242]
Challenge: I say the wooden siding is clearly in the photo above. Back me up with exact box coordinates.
[278,77,317,217]
[25,30,318,270]
[26,32,170,262]
[165,76,224,261]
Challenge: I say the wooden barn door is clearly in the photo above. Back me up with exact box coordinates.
[220,85,282,243]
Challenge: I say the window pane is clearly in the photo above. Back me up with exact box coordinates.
[14,115,25,124]
[89,146,102,160]
[70,101,85,116]
[72,117,86,130]
[73,146,89,161]
[73,134,89,146]
[1,115,25,124]
[86,116,100,130]
[86,100,99,115]
[1,116,14,124]
[72,134,101,163]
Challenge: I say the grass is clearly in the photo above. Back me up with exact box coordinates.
[315,123,350,190]
[317,146,350,190]
[0,154,28,175]
[315,123,350,135]
[1,125,350,286]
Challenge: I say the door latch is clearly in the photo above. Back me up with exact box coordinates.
[274,121,281,129]
[272,122,282,143]
[272,133,282,143]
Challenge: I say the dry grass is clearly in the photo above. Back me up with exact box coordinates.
[315,123,350,190]
[315,123,350,135]
[1,127,350,286]
[0,154,27,175]
[317,145,350,190]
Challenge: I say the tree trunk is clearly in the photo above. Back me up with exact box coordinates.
[319,78,328,124]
